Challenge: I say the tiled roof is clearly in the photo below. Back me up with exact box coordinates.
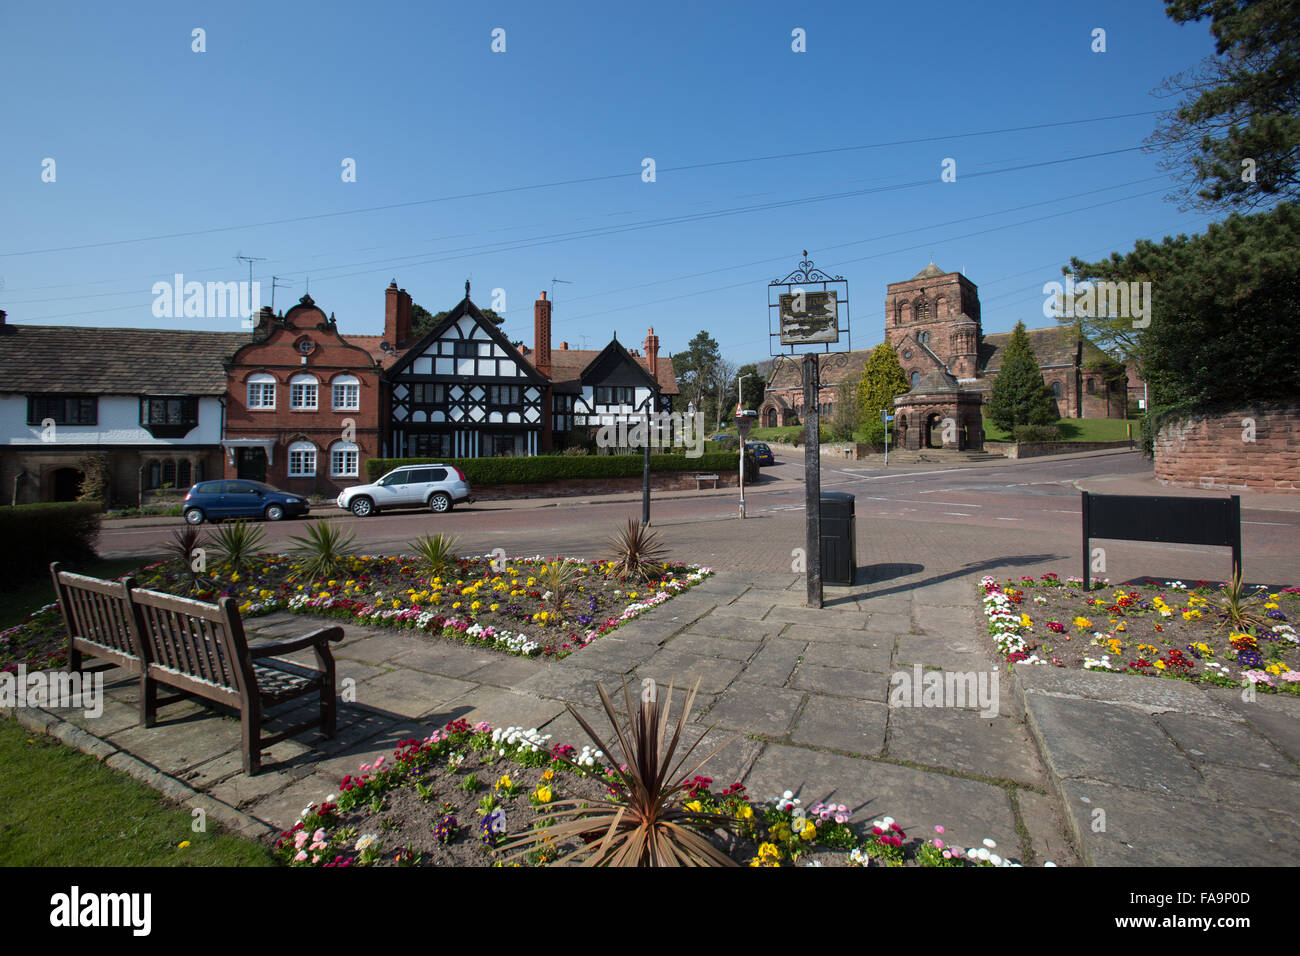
[981,326,1110,372]
[344,334,407,369]
[0,325,248,394]
[522,347,681,395]
[766,349,873,391]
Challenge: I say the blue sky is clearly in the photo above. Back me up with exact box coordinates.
[1,0,1219,365]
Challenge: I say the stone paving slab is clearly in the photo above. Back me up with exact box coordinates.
[24,561,1297,867]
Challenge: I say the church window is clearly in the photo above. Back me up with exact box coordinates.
[1050,382,1062,398]
[910,371,920,389]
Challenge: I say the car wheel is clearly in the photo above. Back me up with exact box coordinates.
[265,504,285,521]
[428,492,452,514]
[350,497,374,517]
[183,508,205,525]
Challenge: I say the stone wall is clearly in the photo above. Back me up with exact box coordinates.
[1154,403,1300,493]
[984,440,1133,459]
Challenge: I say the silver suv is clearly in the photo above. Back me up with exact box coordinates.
[337,464,472,517]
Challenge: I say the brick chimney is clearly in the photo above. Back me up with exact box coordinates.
[643,326,660,377]
[559,341,568,350]
[384,280,412,348]
[534,291,552,375]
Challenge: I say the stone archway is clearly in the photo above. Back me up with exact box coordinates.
[893,369,985,452]
[924,412,943,449]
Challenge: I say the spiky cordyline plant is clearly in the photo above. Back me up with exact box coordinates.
[1209,563,1273,632]
[406,533,460,579]
[607,518,669,583]
[168,525,209,591]
[538,558,580,612]
[496,677,740,867]
[209,519,266,574]
[287,521,359,581]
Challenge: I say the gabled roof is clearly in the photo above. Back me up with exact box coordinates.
[577,338,663,391]
[0,325,247,394]
[523,346,681,395]
[384,296,547,385]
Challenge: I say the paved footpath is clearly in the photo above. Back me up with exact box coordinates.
[20,561,1297,866]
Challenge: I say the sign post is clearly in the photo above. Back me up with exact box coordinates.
[736,407,755,519]
[882,409,894,467]
[768,252,850,610]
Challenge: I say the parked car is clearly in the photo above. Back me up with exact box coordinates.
[747,441,775,466]
[182,480,310,525]
[337,463,472,517]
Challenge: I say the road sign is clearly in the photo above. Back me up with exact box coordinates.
[881,411,894,423]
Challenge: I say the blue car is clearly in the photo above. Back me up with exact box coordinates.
[182,479,311,525]
[746,441,775,466]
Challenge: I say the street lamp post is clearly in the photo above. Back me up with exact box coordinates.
[637,393,655,524]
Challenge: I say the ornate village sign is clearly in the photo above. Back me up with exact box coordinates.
[768,252,852,608]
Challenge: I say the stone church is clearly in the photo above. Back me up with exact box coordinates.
[760,262,1134,450]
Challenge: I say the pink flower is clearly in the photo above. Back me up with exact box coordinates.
[934,825,945,834]
[934,839,944,849]
[294,850,308,861]
[294,831,309,848]
[312,829,326,843]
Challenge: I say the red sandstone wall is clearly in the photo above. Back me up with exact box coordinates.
[473,470,740,501]
[1154,404,1300,493]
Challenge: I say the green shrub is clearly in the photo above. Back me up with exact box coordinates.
[0,502,100,588]
[1013,424,1063,443]
[365,452,743,484]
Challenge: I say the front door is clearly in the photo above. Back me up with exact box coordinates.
[237,447,267,482]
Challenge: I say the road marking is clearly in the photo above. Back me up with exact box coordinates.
[942,512,972,517]
[994,517,1022,521]
[1244,520,1293,526]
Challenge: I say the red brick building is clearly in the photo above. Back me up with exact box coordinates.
[221,286,411,496]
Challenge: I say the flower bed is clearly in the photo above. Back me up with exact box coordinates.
[272,718,1034,868]
[980,574,1300,693]
[0,554,712,672]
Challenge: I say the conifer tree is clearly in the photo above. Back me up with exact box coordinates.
[987,321,1058,431]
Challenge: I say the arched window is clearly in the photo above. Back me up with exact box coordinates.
[1051,382,1062,398]
[290,374,319,410]
[247,372,276,410]
[146,459,161,489]
[288,440,317,477]
[330,441,359,478]
[910,371,920,389]
[332,374,361,411]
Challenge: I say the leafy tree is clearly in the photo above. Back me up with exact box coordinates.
[827,380,861,442]
[856,342,910,427]
[736,363,766,411]
[1130,203,1300,408]
[1149,0,1300,211]
[987,321,1059,430]
[674,331,722,423]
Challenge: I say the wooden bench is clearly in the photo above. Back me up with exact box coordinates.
[693,473,720,490]
[51,562,344,775]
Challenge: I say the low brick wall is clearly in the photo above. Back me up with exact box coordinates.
[473,469,740,501]
[1154,403,1300,493]
[984,440,1133,459]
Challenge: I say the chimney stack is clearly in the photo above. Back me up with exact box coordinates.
[643,326,660,377]
[534,291,552,375]
[560,341,568,350]
[0,309,6,329]
[384,280,413,348]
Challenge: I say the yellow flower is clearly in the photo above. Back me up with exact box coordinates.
[749,842,781,867]
[799,820,817,840]
[490,603,500,612]
[1154,659,1166,670]
[1073,617,1092,630]
[534,785,553,804]
[452,602,461,609]
[496,775,512,791]
[541,769,554,781]
[736,804,754,820]
[1019,613,1032,627]
[684,800,703,813]
[471,601,482,612]
[1265,602,1279,610]
[392,599,402,608]
[177,840,191,849]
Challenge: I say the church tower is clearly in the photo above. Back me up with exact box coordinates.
[884,262,982,384]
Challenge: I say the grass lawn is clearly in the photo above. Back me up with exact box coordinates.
[0,717,273,866]
[982,417,1140,444]
[0,557,145,630]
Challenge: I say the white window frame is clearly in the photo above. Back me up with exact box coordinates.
[288,441,317,477]
[331,375,360,411]
[247,373,276,410]
[330,442,359,478]
[290,374,319,410]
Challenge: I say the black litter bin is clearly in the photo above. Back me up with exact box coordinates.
[819,491,856,585]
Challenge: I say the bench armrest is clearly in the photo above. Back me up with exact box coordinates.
[249,626,345,660]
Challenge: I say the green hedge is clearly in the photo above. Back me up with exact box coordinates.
[365,452,743,484]
[0,502,100,588]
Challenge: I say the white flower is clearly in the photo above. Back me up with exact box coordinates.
[355,834,377,851]
[1044,861,1057,867]
[982,838,997,849]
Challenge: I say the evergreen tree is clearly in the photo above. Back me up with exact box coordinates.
[987,321,1058,430]
[856,341,910,445]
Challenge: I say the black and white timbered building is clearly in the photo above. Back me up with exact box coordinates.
[384,288,551,459]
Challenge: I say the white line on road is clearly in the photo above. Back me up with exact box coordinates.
[943,512,972,517]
